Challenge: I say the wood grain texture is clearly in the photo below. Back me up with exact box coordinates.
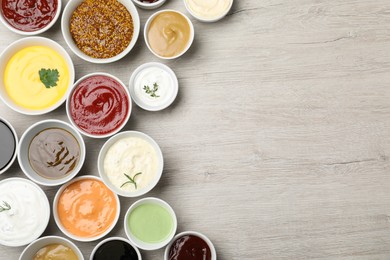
[1,0,390,259]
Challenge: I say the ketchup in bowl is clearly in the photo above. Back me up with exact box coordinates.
[1,0,58,32]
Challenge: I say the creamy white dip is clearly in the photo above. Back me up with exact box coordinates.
[186,0,232,20]
[103,137,158,192]
[0,178,49,246]
[134,66,174,109]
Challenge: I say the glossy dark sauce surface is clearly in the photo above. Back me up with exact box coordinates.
[93,240,138,260]
[0,120,16,171]
[168,235,212,260]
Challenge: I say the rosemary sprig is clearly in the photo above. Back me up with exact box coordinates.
[0,201,11,212]
[120,172,142,189]
[143,83,160,98]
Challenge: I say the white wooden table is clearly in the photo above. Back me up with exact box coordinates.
[1,0,390,259]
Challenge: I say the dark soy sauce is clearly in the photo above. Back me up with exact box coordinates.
[0,120,16,171]
[93,240,138,260]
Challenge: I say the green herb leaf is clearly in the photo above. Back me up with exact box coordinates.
[143,83,160,98]
[120,172,142,189]
[0,201,11,212]
[39,68,60,88]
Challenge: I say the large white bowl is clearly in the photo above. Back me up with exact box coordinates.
[61,0,140,63]
[144,10,194,60]
[0,37,75,115]
[0,0,62,35]
[0,117,18,175]
[53,175,120,242]
[98,131,163,197]
[19,236,84,260]
[18,119,86,186]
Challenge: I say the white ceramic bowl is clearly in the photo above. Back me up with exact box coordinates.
[66,72,132,139]
[129,62,179,111]
[164,231,217,260]
[0,117,18,175]
[0,0,62,35]
[183,0,233,22]
[53,175,121,242]
[61,0,140,63]
[18,119,86,186]
[90,236,141,260]
[0,37,75,115]
[0,177,50,247]
[124,197,177,250]
[98,131,163,197]
[20,236,84,260]
[144,10,194,60]
[131,0,166,9]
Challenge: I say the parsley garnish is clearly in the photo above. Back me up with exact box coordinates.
[143,83,160,98]
[0,201,11,212]
[120,172,142,189]
[39,68,60,88]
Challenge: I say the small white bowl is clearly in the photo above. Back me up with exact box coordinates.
[124,197,177,250]
[131,0,166,9]
[0,117,18,175]
[0,37,75,115]
[18,119,86,186]
[144,10,194,60]
[98,131,163,197]
[61,0,140,63]
[0,0,62,35]
[20,236,84,260]
[90,236,141,260]
[66,72,132,139]
[53,175,120,242]
[164,231,217,260]
[0,177,50,247]
[129,62,179,111]
[183,0,233,22]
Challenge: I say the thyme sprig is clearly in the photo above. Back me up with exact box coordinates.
[0,201,11,212]
[143,83,160,98]
[120,172,142,189]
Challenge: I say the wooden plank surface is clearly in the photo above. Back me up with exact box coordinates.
[1,0,390,259]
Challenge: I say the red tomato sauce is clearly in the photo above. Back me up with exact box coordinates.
[70,75,130,136]
[1,0,58,32]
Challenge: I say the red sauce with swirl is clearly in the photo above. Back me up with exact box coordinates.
[168,235,212,260]
[70,75,129,136]
[1,0,58,32]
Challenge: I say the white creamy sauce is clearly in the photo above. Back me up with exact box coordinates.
[134,66,174,108]
[104,137,158,192]
[0,179,48,246]
[186,0,231,19]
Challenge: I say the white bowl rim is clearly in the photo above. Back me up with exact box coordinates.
[0,177,50,247]
[19,235,85,260]
[144,9,195,60]
[98,131,164,197]
[124,197,177,250]
[131,0,166,9]
[128,62,179,111]
[61,0,140,64]
[0,0,62,35]
[89,236,142,260]
[0,117,18,175]
[0,36,75,115]
[163,231,217,260]
[17,119,86,186]
[66,72,132,139]
[53,175,121,242]
[183,0,233,23]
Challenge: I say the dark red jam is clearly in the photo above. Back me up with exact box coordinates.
[70,75,130,136]
[139,0,159,3]
[1,0,58,32]
[168,234,212,260]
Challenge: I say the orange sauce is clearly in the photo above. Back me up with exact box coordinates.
[57,178,117,238]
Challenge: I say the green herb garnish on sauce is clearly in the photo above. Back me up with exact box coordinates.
[0,201,11,212]
[143,83,160,98]
[121,172,142,189]
[39,68,60,88]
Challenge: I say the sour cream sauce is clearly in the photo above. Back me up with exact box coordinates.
[0,178,49,246]
[186,0,232,20]
[104,137,158,192]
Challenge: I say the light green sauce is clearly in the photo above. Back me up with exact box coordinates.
[128,203,173,243]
